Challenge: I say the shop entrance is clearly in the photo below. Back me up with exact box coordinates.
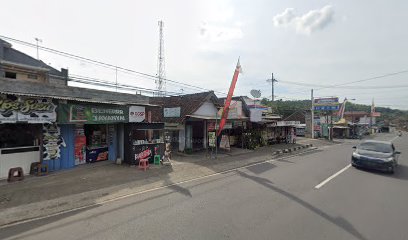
[84,124,109,162]
[190,121,204,150]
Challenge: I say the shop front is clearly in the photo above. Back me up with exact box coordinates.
[0,94,59,179]
[124,122,165,165]
[58,102,128,166]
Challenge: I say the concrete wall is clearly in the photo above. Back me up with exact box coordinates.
[193,100,218,117]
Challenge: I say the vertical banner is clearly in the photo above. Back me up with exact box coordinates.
[74,125,86,165]
[217,59,242,136]
[43,123,66,161]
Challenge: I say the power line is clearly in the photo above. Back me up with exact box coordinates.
[0,35,229,96]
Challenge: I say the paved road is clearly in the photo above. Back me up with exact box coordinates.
[1,133,407,240]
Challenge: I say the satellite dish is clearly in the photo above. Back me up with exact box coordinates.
[250,89,261,98]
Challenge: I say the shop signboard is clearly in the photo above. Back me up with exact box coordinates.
[313,97,339,111]
[250,108,263,122]
[0,94,56,123]
[277,121,301,126]
[164,107,181,118]
[129,106,145,122]
[208,122,232,131]
[43,123,66,160]
[58,103,128,124]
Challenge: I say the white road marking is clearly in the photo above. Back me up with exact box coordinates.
[314,164,352,189]
[0,148,319,228]
[390,136,399,142]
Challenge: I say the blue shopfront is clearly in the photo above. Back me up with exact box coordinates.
[55,101,127,170]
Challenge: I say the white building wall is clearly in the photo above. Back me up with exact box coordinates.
[193,101,218,117]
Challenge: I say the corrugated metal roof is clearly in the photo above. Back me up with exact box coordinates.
[0,90,159,106]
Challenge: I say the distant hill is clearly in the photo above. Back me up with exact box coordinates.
[260,98,408,130]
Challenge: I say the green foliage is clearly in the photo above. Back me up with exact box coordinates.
[261,99,311,118]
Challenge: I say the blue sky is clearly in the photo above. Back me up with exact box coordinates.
[1,0,408,109]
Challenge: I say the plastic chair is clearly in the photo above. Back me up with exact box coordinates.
[154,155,161,165]
[138,159,149,171]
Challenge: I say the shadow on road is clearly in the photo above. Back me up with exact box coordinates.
[246,162,276,175]
[236,170,368,240]
[356,164,408,181]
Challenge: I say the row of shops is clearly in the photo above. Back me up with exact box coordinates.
[0,91,305,179]
[0,93,165,179]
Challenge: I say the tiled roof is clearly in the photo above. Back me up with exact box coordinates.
[149,91,220,123]
[1,38,64,77]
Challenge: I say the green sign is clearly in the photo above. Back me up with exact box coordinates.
[58,103,128,124]
[208,132,216,147]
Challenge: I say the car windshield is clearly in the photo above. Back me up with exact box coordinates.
[358,142,393,153]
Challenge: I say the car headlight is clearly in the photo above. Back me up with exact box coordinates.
[352,152,361,159]
[385,157,394,162]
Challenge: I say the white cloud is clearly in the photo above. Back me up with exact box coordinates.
[199,22,243,42]
[273,5,334,34]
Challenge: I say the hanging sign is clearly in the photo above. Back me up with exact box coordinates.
[58,103,128,124]
[129,106,145,122]
[43,123,66,160]
[0,94,56,123]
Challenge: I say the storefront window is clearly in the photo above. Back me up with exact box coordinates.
[0,124,40,148]
[85,125,107,148]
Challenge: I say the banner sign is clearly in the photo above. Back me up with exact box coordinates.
[208,132,216,147]
[217,59,242,136]
[250,109,263,122]
[314,105,339,111]
[314,97,339,106]
[219,135,230,150]
[74,125,86,165]
[129,106,145,122]
[277,121,301,126]
[58,103,128,124]
[208,122,232,131]
[164,107,181,118]
[314,97,339,111]
[43,123,66,160]
[0,94,56,123]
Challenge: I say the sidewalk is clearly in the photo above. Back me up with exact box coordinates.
[0,139,330,226]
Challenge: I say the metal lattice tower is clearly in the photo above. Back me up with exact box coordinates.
[156,20,166,96]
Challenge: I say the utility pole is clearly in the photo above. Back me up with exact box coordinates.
[267,73,278,102]
[311,89,314,139]
[34,37,42,60]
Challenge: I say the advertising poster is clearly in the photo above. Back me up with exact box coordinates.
[219,135,230,150]
[74,125,86,165]
[0,94,56,123]
[43,123,66,160]
[208,132,216,147]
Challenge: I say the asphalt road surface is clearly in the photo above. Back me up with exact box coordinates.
[1,133,407,240]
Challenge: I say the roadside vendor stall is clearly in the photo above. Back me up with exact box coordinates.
[124,122,165,165]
